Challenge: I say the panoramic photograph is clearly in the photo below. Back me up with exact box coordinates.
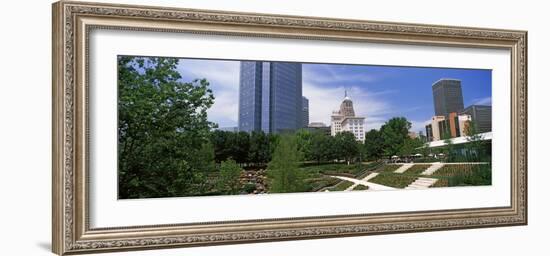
[117,56,492,199]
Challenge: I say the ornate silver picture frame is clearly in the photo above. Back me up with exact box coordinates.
[52,1,527,255]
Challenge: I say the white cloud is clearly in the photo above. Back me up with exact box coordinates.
[303,66,378,85]
[207,89,239,127]
[471,96,492,106]
[409,119,432,135]
[177,59,239,90]
[177,59,240,127]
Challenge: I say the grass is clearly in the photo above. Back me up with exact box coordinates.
[376,164,403,173]
[300,163,367,177]
[429,164,491,187]
[431,164,480,176]
[404,164,431,175]
[369,172,418,188]
[431,179,449,187]
[299,162,375,191]
[301,162,491,191]
[305,176,342,192]
[327,180,354,191]
[353,184,368,191]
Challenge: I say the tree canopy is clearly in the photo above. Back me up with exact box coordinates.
[380,117,412,156]
[117,56,215,198]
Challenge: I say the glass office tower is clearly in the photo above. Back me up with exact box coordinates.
[238,61,302,133]
[432,79,465,117]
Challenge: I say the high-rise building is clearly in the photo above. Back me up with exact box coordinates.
[432,79,465,117]
[238,61,302,133]
[330,92,365,142]
[302,96,309,128]
[461,105,492,133]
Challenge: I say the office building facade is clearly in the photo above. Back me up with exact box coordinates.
[426,113,472,141]
[432,79,465,117]
[238,61,303,133]
[302,96,309,128]
[461,105,492,133]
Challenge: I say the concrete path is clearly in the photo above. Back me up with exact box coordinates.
[330,175,397,191]
[394,163,414,173]
[345,172,379,191]
[421,163,445,175]
[405,177,438,189]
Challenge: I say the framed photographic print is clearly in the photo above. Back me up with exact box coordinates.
[52,1,527,255]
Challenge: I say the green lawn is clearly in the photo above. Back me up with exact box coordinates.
[305,176,341,192]
[369,172,418,188]
[353,184,368,191]
[300,163,367,177]
[429,164,491,187]
[327,180,354,191]
[404,164,431,175]
[431,179,449,187]
[376,164,403,173]
[298,162,376,191]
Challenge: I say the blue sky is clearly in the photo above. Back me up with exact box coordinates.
[175,58,491,133]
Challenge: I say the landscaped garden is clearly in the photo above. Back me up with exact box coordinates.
[377,164,403,173]
[404,164,431,175]
[369,172,418,188]
[429,164,491,187]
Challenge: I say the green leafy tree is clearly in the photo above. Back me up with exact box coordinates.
[465,121,488,161]
[248,131,272,165]
[363,129,384,160]
[334,131,359,164]
[216,159,242,195]
[399,137,423,156]
[117,56,215,199]
[210,130,232,163]
[189,142,216,194]
[309,131,329,164]
[295,129,313,159]
[231,132,250,165]
[380,117,411,157]
[267,135,306,193]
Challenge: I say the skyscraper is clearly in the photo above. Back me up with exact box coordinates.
[432,79,465,117]
[238,61,303,133]
[302,96,309,128]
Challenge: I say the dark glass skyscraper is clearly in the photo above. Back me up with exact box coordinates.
[238,61,302,133]
[432,79,465,117]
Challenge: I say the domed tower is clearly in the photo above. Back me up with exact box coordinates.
[330,90,366,142]
[339,91,356,117]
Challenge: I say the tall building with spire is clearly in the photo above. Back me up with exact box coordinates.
[330,91,366,142]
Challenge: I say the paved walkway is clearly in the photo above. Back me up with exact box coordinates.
[394,163,414,173]
[345,172,379,191]
[405,177,438,189]
[421,163,445,175]
[330,175,397,191]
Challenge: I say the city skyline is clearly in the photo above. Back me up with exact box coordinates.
[174,58,491,133]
